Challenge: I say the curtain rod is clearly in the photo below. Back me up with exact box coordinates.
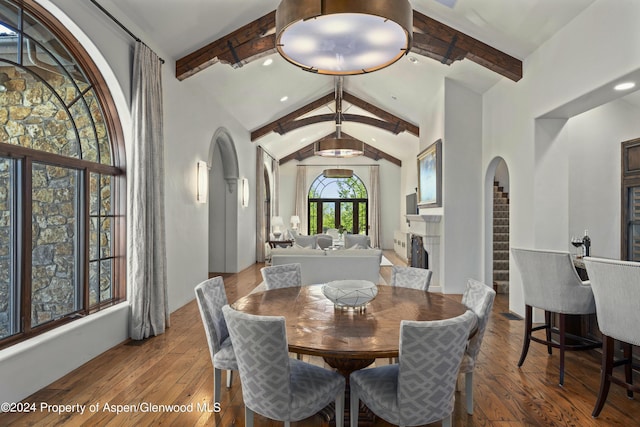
[89,0,165,64]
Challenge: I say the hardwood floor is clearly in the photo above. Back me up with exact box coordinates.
[3,250,640,426]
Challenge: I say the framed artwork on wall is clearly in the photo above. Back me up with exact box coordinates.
[417,139,442,207]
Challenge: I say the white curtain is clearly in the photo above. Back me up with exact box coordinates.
[256,147,266,262]
[128,42,169,340]
[369,165,381,248]
[295,165,308,235]
[273,157,280,216]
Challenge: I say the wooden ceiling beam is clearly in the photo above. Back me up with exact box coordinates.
[273,113,407,136]
[176,9,522,82]
[175,11,276,80]
[343,91,419,137]
[412,10,522,82]
[252,92,417,141]
[251,93,335,141]
[278,132,401,167]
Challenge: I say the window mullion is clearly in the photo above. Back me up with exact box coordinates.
[20,157,32,334]
[81,169,90,313]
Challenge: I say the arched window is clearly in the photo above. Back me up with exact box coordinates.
[308,174,368,235]
[0,0,125,348]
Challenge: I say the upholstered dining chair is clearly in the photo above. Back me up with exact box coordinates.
[194,277,238,404]
[511,248,601,386]
[260,263,302,290]
[390,265,433,291]
[222,305,345,427]
[583,257,640,417]
[315,233,333,249]
[459,279,496,415]
[344,234,370,249]
[350,310,475,427]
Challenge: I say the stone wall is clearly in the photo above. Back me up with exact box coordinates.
[0,63,112,338]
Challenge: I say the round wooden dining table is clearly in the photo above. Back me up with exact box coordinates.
[232,284,470,365]
[231,284,472,424]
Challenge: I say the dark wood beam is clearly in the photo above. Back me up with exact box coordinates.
[252,92,418,141]
[343,91,419,137]
[251,93,335,141]
[175,11,276,81]
[412,10,522,82]
[272,113,407,136]
[278,132,401,167]
[176,9,522,82]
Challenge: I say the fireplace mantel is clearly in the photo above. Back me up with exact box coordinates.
[405,214,442,223]
[406,214,442,237]
[405,214,442,291]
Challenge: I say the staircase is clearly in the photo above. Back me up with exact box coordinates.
[493,181,509,294]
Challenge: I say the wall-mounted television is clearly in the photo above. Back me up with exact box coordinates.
[406,192,418,216]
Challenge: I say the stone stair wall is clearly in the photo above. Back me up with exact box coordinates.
[493,181,509,294]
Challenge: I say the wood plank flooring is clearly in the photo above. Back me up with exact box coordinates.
[2,250,640,426]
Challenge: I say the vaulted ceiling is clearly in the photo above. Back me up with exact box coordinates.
[98,0,603,161]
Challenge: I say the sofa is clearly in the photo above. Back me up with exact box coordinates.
[269,247,383,285]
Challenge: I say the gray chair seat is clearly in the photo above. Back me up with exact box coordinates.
[289,358,345,419]
[212,337,237,368]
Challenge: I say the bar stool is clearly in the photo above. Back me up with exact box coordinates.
[583,257,640,417]
[511,248,601,386]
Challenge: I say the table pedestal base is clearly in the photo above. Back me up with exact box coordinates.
[319,357,377,426]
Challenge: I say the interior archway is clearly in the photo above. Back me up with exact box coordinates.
[484,157,510,292]
[207,127,240,273]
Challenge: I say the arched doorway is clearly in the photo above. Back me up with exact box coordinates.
[207,128,239,273]
[485,157,510,293]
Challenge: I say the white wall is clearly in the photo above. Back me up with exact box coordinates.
[278,155,400,249]
[568,99,640,258]
[442,79,483,293]
[482,0,640,315]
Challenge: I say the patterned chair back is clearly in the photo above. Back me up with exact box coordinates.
[462,279,496,361]
[390,266,433,291]
[397,310,475,425]
[260,263,302,290]
[194,277,229,360]
[222,305,292,420]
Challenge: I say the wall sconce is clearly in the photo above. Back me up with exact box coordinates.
[240,177,250,207]
[290,215,300,230]
[196,161,208,203]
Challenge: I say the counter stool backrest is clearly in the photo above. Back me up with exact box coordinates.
[511,248,595,314]
[583,257,640,346]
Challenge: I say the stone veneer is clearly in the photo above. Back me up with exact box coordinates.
[0,63,112,338]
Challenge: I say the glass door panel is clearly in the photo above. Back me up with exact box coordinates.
[340,202,354,234]
[322,202,336,232]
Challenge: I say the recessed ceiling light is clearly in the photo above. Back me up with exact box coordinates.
[262,58,273,66]
[391,95,397,100]
[280,96,289,102]
[615,82,636,91]
[408,56,419,64]
[371,138,376,142]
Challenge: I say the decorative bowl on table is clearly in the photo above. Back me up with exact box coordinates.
[322,280,378,310]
